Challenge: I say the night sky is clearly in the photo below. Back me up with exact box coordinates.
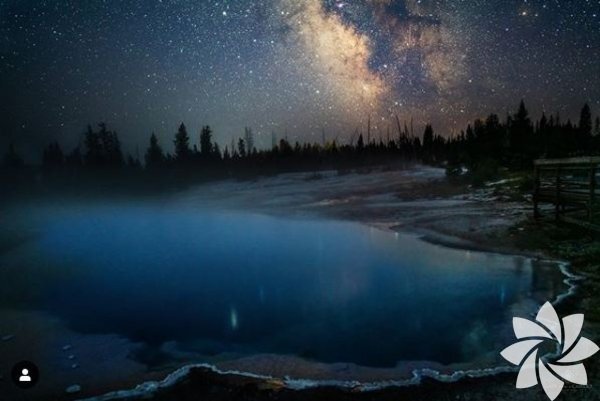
[1,0,599,157]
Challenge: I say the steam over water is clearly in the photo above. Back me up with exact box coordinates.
[0,205,563,368]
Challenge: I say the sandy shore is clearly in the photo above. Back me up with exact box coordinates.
[1,166,597,400]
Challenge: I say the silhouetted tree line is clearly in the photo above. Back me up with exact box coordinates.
[2,101,599,188]
[30,120,424,181]
[444,101,600,183]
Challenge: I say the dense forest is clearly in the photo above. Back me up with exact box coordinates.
[2,101,599,189]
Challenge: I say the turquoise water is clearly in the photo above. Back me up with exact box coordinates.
[0,205,562,368]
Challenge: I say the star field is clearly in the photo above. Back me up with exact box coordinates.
[1,0,599,156]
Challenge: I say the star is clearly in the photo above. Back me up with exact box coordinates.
[0,0,598,155]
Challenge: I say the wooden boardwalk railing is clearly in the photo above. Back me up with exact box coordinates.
[533,157,600,231]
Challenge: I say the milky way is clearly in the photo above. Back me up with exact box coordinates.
[1,0,599,156]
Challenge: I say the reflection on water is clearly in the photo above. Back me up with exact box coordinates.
[0,206,564,368]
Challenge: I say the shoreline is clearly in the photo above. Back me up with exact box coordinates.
[76,225,581,401]
[1,166,596,401]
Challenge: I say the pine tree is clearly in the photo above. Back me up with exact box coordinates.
[174,123,191,161]
[509,100,534,168]
[579,104,592,136]
[237,138,246,157]
[484,114,505,160]
[244,127,254,154]
[84,124,102,167]
[578,103,593,151]
[98,123,123,167]
[213,142,221,159]
[422,124,434,163]
[200,126,213,157]
[145,133,165,168]
[357,134,364,151]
